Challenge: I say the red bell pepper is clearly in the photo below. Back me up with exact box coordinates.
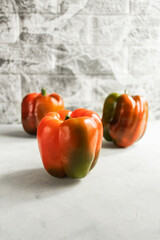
[102,92,148,147]
[21,88,64,135]
[37,108,103,178]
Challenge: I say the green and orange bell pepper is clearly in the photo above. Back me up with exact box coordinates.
[21,88,64,135]
[37,108,103,178]
[102,92,148,147]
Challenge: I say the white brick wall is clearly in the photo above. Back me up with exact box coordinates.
[0,13,19,43]
[0,0,160,123]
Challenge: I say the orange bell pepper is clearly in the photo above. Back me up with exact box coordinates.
[37,108,103,178]
[102,92,148,147]
[21,88,64,134]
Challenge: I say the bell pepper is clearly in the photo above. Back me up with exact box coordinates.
[102,92,148,147]
[22,88,64,135]
[37,108,103,178]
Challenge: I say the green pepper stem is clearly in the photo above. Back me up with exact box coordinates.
[124,89,127,94]
[41,88,47,96]
[65,115,71,121]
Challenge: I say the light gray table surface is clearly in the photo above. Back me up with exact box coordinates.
[0,121,160,240]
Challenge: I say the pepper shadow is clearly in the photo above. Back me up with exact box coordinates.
[1,129,36,139]
[100,139,132,158]
[102,139,118,149]
[102,139,137,150]
[0,168,80,208]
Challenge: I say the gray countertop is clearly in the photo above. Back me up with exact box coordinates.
[0,122,160,240]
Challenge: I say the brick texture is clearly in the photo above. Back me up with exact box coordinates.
[0,0,160,123]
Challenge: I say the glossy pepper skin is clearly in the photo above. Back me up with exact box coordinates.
[21,88,64,135]
[37,108,103,178]
[102,93,148,148]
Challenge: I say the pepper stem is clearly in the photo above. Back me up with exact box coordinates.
[41,88,47,96]
[124,89,127,94]
[65,115,71,121]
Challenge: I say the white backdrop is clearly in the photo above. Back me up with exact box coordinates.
[0,0,160,123]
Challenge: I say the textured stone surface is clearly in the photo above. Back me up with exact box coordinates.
[0,0,58,14]
[0,0,160,123]
[0,0,16,13]
[57,45,115,76]
[20,14,60,44]
[0,75,21,102]
[131,0,160,14]
[94,76,124,113]
[85,0,130,14]
[0,44,20,73]
[21,74,93,110]
[21,74,59,97]
[59,14,93,45]
[93,16,129,46]
[130,47,160,75]
[20,44,57,74]
[57,75,93,110]
[0,102,21,123]
[0,13,19,43]
[129,16,160,45]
